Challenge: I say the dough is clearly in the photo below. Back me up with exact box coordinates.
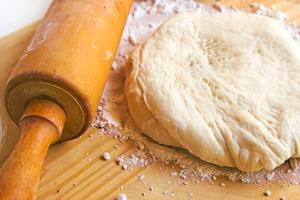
[125,12,300,172]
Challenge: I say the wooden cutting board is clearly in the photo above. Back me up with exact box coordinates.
[0,0,299,199]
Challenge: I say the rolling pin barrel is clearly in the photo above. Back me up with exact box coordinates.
[0,0,133,199]
[5,0,133,141]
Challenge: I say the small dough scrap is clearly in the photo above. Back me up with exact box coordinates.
[125,12,300,172]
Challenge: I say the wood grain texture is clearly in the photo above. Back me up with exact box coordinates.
[0,0,299,199]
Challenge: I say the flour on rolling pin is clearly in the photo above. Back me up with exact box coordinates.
[91,0,300,186]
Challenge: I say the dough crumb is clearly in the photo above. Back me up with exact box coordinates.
[102,152,111,161]
[128,31,138,46]
[104,50,113,60]
[149,186,154,191]
[220,182,225,187]
[121,164,128,170]
[187,192,193,198]
[138,174,145,183]
[116,193,127,200]
[171,171,178,177]
[264,190,272,197]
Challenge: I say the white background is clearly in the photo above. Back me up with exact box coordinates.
[0,0,53,37]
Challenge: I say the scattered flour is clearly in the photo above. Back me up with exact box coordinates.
[250,3,288,21]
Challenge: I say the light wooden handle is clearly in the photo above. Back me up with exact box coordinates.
[0,100,66,200]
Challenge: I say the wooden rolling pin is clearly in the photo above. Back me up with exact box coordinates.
[0,0,133,199]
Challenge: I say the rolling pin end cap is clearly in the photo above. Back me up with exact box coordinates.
[5,78,88,142]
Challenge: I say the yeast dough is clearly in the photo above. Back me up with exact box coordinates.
[125,12,300,172]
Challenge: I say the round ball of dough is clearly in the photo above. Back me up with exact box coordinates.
[125,12,300,172]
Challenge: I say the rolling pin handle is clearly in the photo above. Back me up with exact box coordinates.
[0,99,66,200]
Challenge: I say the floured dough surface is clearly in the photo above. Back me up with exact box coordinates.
[125,12,300,172]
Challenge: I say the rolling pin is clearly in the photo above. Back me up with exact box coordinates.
[0,0,133,199]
